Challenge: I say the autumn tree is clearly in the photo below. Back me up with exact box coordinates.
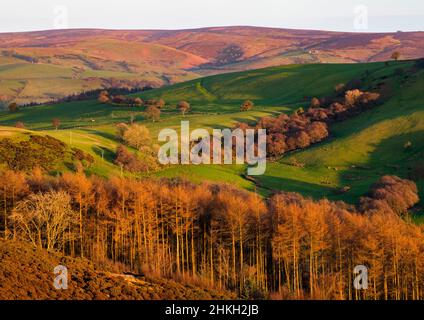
[391,51,401,61]
[240,100,254,111]
[178,101,191,116]
[156,98,166,109]
[122,124,151,150]
[116,123,129,141]
[310,97,320,108]
[8,103,19,112]
[52,118,61,130]
[15,121,25,129]
[114,145,144,173]
[0,170,28,239]
[145,106,161,122]
[98,91,110,103]
[61,169,93,257]
[134,97,143,107]
[360,175,419,215]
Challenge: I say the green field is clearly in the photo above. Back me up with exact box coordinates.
[0,61,422,218]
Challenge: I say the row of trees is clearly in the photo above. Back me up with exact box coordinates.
[236,88,381,158]
[98,90,191,118]
[1,168,422,300]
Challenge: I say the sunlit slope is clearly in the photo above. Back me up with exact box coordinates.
[137,62,398,106]
[256,66,424,205]
[1,62,401,129]
[0,61,422,211]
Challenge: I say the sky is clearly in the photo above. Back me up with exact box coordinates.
[0,0,423,33]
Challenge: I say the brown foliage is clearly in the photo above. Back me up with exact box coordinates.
[8,103,19,112]
[240,100,254,111]
[178,101,191,116]
[1,169,422,300]
[360,175,419,215]
[145,106,161,122]
[249,87,380,158]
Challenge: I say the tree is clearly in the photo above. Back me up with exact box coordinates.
[178,101,191,116]
[12,191,78,250]
[52,118,61,130]
[334,83,346,95]
[112,95,126,105]
[361,175,419,215]
[310,97,320,108]
[116,123,129,141]
[15,122,25,129]
[240,100,254,111]
[145,106,161,122]
[306,121,328,143]
[156,98,166,109]
[391,51,401,61]
[0,170,29,239]
[122,124,151,150]
[61,169,93,257]
[98,91,109,103]
[345,89,363,107]
[8,103,19,112]
[134,97,143,107]
[114,145,143,173]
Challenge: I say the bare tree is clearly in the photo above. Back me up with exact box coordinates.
[11,191,78,250]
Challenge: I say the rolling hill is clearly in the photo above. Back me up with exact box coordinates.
[0,27,424,104]
[0,59,422,220]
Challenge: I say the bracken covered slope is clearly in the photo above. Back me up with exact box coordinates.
[0,240,235,300]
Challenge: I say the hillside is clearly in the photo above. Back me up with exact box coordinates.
[0,60,422,216]
[0,240,234,300]
[1,27,424,104]
[136,60,424,210]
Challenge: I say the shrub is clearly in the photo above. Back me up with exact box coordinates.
[240,100,254,111]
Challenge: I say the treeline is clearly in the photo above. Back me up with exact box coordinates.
[237,88,381,158]
[1,168,422,300]
[9,87,154,110]
[98,91,191,118]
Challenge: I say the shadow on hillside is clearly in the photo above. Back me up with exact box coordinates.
[257,173,335,200]
[92,146,115,163]
[335,130,424,204]
[80,128,116,142]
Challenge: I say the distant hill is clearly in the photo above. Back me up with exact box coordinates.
[0,26,423,104]
[0,240,234,300]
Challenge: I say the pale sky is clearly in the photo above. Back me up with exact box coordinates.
[0,0,423,33]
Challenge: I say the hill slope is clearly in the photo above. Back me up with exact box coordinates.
[1,27,424,104]
[0,240,234,300]
[0,61,422,214]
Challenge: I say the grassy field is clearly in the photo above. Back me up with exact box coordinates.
[0,61,422,218]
